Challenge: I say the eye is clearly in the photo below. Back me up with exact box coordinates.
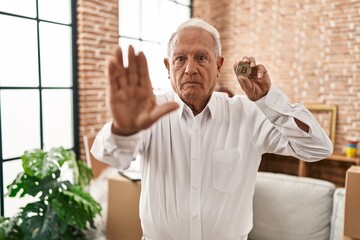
[196,55,207,61]
[175,56,186,62]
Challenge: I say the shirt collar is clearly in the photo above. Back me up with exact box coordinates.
[172,91,217,119]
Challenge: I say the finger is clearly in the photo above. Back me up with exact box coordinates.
[126,45,138,86]
[241,56,250,63]
[115,47,124,67]
[256,64,267,78]
[136,102,179,129]
[115,47,127,88]
[138,51,153,89]
[237,76,253,92]
[150,102,179,123]
[249,56,256,68]
[108,57,120,94]
[233,61,240,73]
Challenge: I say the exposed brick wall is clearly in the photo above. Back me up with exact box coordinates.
[77,0,118,159]
[193,0,360,154]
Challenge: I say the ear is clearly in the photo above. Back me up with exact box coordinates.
[164,58,170,78]
[216,56,224,77]
[217,56,224,71]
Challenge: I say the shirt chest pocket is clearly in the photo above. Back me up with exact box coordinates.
[212,148,244,193]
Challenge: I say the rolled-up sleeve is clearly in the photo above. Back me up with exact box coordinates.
[90,122,142,170]
[255,85,333,161]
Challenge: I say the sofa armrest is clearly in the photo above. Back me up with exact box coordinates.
[330,188,345,240]
[249,172,336,240]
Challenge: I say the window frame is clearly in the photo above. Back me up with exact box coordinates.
[0,0,79,217]
[118,0,193,92]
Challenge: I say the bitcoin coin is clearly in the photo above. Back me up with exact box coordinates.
[236,63,251,77]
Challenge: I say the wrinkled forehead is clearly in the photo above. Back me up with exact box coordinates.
[169,27,216,56]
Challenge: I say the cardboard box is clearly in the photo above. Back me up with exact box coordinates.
[106,174,142,240]
[344,166,360,240]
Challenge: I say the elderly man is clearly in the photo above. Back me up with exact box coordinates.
[91,18,332,240]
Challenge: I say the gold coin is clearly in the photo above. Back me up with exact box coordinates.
[236,63,251,77]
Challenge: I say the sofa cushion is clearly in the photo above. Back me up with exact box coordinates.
[249,172,336,240]
[330,188,345,240]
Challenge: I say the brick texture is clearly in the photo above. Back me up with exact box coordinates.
[193,0,360,154]
[193,0,360,186]
[77,0,118,159]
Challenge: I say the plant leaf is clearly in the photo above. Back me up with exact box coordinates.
[67,156,93,187]
[66,186,102,216]
[21,201,86,240]
[22,149,59,179]
[19,201,61,240]
[7,170,62,199]
[5,146,101,239]
[52,186,101,229]
[76,160,93,187]
[6,172,27,198]
[0,216,24,240]
[47,147,76,167]
[58,225,86,240]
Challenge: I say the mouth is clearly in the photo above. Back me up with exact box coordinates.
[182,82,202,91]
[183,81,201,86]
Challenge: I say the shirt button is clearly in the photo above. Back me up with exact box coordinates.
[192,184,198,190]
[192,213,199,219]
[192,156,198,161]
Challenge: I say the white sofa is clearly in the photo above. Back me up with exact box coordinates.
[249,172,345,240]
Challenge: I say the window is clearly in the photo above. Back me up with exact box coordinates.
[119,0,192,92]
[0,0,77,217]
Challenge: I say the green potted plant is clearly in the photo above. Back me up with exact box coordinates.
[0,147,102,240]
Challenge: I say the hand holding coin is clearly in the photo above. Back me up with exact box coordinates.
[235,63,252,77]
[233,56,271,101]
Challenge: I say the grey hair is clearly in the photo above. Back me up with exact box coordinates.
[166,18,222,58]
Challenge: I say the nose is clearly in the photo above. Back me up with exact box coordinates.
[185,59,198,75]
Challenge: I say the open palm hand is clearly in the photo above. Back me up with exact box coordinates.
[108,46,179,136]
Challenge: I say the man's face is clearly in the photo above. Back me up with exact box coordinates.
[164,27,224,104]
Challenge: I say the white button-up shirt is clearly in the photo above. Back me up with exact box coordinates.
[91,86,333,240]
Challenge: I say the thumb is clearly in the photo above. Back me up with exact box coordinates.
[237,76,253,93]
[151,102,179,120]
[136,102,179,129]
